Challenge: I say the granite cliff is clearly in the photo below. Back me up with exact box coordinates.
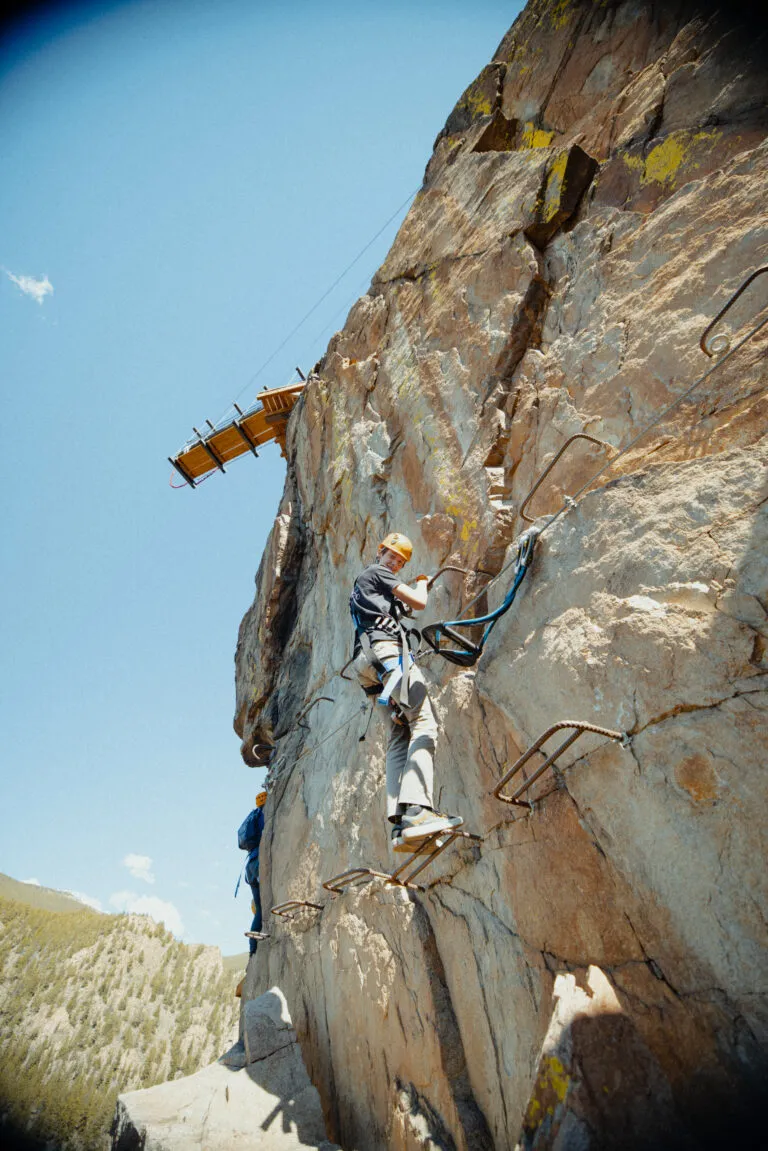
[235,2,768,1147]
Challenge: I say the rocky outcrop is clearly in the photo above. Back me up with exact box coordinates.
[112,988,338,1150]
[235,3,768,1148]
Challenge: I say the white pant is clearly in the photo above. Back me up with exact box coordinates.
[354,640,437,820]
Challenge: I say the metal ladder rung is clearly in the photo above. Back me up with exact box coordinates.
[322,867,393,895]
[270,900,324,919]
[493,720,625,807]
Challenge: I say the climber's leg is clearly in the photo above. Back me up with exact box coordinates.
[397,663,436,811]
[385,715,409,822]
[248,882,262,955]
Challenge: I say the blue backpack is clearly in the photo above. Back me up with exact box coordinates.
[235,808,263,897]
[238,808,263,852]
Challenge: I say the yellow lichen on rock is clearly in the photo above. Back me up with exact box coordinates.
[521,122,556,149]
[548,0,573,32]
[643,129,721,185]
[622,129,723,189]
[541,150,571,223]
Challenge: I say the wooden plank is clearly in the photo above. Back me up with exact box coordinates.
[172,384,305,480]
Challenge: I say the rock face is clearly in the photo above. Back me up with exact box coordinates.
[235,3,768,1148]
[112,988,338,1150]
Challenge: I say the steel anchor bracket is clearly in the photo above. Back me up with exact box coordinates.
[389,829,483,888]
[321,830,483,896]
[296,696,335,731]
[494,720,626,808]
[519,433,617,524]
[700,265,768,357]
[322,868,394,895]
[270,900,324,920]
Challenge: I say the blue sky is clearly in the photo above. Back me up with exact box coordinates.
[0,0,520,953]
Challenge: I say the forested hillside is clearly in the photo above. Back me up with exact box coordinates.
[0,885,241,1151]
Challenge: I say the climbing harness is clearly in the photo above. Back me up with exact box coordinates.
[349,586,420,707]
[493,720,626,808]
[339,567,489,684]
[421,527,539,666]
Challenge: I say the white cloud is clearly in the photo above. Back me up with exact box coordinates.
[109,890,185,938]
[65,890,103,912]
[122,853,155,884]
[22,877,41,886]
[4,268,53,305]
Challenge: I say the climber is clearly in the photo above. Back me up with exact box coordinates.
[350,532,463,851]
[237,788,267,955]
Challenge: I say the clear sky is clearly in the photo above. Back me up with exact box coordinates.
[0,0,521,954]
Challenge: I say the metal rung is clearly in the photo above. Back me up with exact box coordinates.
[322,867,393,895]
[494,720,625,807]
[296,696,335,731]
[270,900,324,919]
[700,265,768,356]
[520,433,616,524]
[390,829,483,887]
[244,931,270,940]
[320,831,483,897]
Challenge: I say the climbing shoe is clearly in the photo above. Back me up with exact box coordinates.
[393,829,450,853]
[391,821,426,853]
[400,806,463,841]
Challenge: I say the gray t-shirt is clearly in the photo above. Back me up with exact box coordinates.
[350,563,403,650]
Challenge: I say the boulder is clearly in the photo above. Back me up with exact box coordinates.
[111,989,338,1150]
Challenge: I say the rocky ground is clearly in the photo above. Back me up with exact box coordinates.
[112,988,339,1151]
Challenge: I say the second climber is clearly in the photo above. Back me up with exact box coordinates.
[237,787,267,954]
[349,531,463,851]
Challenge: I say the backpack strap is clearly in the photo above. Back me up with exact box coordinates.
[234,859,245,898]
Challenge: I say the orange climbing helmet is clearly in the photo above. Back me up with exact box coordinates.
[379,532,413,563]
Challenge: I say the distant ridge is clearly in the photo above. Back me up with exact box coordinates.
[0,872,99,915]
